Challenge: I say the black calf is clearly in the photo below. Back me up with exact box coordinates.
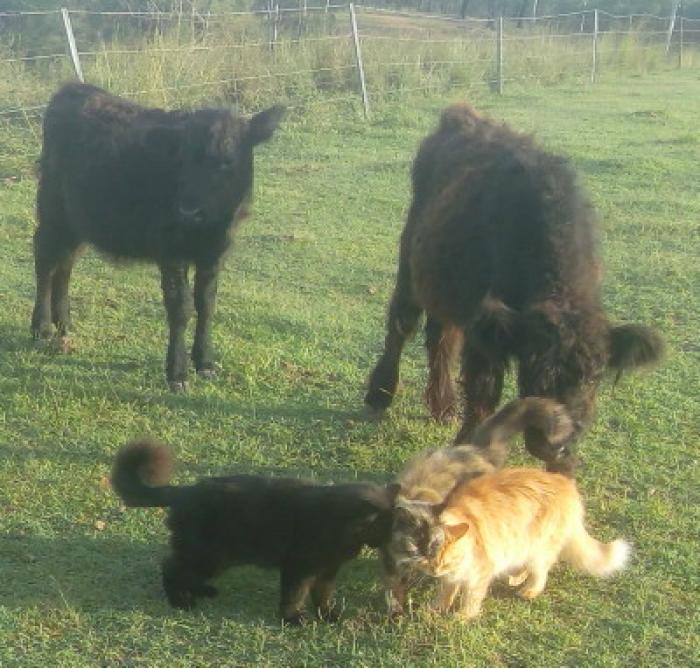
[32,83,284,390]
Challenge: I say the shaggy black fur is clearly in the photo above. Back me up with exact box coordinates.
[365,103,663,473]
[111,440,398,624]
[31,83,284,390]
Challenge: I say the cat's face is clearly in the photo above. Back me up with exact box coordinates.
[388,501,447,572]
[389,501,470,577]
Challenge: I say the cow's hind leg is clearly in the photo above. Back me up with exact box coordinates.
[160,263,193,392]
[425,317,461,422]
[365,240,422,414]
[454,343,506,443]
[51,245,83,338]
[31,223,79,343]
[192,260,220,379]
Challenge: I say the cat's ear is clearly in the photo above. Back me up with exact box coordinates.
[431,501,448,516]
[445,523,469,541]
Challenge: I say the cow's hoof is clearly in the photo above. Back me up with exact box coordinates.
[316,602,342,623]
[36,335,73,354]
[168,380,189,393]
[361,404,387,422]
[429,405,458,424]
[54,336,73,354]
[197,367,218,380]
[282,612,307,626]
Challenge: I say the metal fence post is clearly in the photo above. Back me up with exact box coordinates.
[679,15,684,68]
[496,15,503,94]
[349,3,370,118]
[271,3,279,51]
[591,8,598,83]
[665,1,680,56]
[268,0,275,50]
[61,7,84,83]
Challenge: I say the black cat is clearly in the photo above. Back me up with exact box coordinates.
[111,439,398,624]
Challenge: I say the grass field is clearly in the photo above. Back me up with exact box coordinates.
[0,71,698,667]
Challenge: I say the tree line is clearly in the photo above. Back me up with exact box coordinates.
[1,1,698,18]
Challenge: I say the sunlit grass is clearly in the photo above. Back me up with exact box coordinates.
[0,68,697,666]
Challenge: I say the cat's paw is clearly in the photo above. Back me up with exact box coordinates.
[430,597,457,615]
[455,605,482,621]
[167,590,197,610]
[518,585,544,600]
[386,601,405,620]
[196,584,218,598]
[507,571,529,587]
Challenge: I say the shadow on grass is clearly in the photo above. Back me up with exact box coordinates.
[2,532,389,625]
[0,316,370,420]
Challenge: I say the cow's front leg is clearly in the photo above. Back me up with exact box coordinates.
[192,260,221,378]
[454,343,506,444]
[160,263,192,392]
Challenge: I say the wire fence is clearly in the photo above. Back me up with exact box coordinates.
[0,3,697,171]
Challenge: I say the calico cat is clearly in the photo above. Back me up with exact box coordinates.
[384,397,574,615]
[416,468,630,619]
[111,439,398,624]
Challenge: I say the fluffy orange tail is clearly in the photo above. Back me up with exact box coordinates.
[562,526,630,577]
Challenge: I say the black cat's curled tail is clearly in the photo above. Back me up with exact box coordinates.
[111,439,180,507]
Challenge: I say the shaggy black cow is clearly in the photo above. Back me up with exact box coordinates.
[365,103,662,472]
[31,83,284,390]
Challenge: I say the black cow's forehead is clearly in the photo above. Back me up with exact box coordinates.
[183,110,247,157]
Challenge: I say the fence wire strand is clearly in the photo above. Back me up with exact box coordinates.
[77,34,351,59]
[0,6,694,126]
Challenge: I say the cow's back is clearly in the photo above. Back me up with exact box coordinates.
[39,83,178,259]
[408,106,602,324]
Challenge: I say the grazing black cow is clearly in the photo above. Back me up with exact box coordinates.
[31,83,284,390]
[365,103,663,473]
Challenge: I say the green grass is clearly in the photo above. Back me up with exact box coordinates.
[1,71,699,666]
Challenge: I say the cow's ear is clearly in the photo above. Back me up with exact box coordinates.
[608,324,664,377]
[246,105,286,146]
[142,125,181,159]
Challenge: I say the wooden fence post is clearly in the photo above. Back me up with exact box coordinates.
[496,15,503,94]
[591,8,598,83]
[61,8,84,83]
[349,3,370,118]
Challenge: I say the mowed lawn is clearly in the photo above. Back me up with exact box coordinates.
[0,72,698,667]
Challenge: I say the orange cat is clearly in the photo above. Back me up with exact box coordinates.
[415,468,630,619]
